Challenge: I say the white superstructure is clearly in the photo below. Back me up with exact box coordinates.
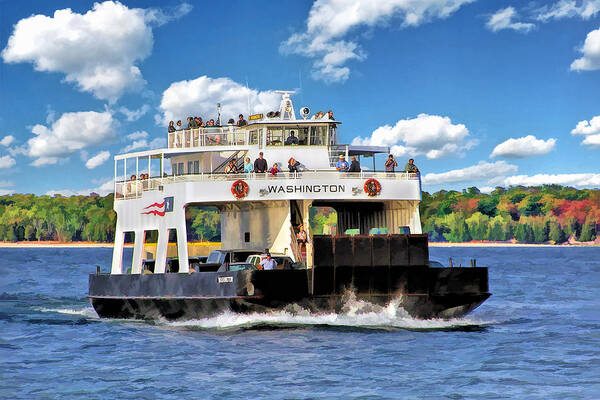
[110,92,422,275]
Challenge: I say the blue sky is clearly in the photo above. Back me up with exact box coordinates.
[0,0,599,196]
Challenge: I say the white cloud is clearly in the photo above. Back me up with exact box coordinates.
[422,161,518,185]
[0,190,15,196]
[572,115,600,135]
[119,104,151,122]
[26,110,115,166]
[0,135,15,146]
[126,130,149,140]
[490,135,556,158]
[502,173,600,187]
[486,7,535,33]
[352,113,476,159]
[85,150,110,169]
[0,180,14,187]
[571,27,600,71]
[158,76,281,126]
[46,178,114,197]
[582,134,600,148]
[1,2,191,102]
[280,0,475,83]
[121,137,165,153]
[536,0,600,20]
[0,155,16,168]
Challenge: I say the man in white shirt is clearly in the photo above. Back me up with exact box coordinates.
[259,253,277,270]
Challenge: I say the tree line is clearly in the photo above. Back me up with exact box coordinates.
[0,184,598,243]
[420,185,599,243]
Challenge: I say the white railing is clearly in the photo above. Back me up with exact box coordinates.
[115,170,420,200]
[168,127,248,148]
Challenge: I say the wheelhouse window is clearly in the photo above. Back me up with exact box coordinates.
[309,126,327,145]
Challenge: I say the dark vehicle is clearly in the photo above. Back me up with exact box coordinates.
[218,262,257,272]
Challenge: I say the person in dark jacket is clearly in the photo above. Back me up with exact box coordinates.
[254,152,268,173]
[168,121,176,133]
[348,155,360,172]
[237,114,247,127]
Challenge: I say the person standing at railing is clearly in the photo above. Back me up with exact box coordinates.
[288,157,301,173]
[385,154,398,172]
[225,159,239,174]
[237,114,247,127]
[254,152,268,173]
[176,120,183,130]
[348,155,361,172]
[243,157,253,174]
[269,163,280,176]
[404,158,419,173]
[168,121,176,133]
[336,154,349,172]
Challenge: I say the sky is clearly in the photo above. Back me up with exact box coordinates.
[0,0,599,196]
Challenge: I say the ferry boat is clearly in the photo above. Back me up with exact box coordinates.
[88,91,490,320]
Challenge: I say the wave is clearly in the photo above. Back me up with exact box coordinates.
[37,306,99,319]
[163,294,493,332]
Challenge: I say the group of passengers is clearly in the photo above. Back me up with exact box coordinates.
[168,114,248,133]
[312,110,335,120]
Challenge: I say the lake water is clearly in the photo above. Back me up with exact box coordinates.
[1,247,599,399]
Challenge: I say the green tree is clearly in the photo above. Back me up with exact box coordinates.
[465,212,489,240]
[514,221,534,243]
[487,215,507,241]
[443,214,471,242]
[549,221,567,244]
[578,218,596,242]
[531,217,549,243]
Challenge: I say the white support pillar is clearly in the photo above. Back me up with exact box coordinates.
[410,201,422,234]
[131,229,145,274]
[111,226,125,274]
[154,228,169,273]
[176,221,189,273]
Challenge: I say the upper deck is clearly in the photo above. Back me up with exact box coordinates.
[113,91,422,204]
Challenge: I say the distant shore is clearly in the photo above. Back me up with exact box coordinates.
[0,240,597,248]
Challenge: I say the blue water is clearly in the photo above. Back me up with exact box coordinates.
[1,247,599,399]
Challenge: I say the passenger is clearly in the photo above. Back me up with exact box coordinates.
[225,158,239,174]
[237,114,247,127]
[195,117,203,127]
[168,121,176,133]
[175,120,182,130]
[186,116,193,129]
[296,223,308,252]
[312,111,324,120]
[227,118,235,125]
[335,154,349,172]
[189,265,197,274]
[327,110,335,120]
[348,155,361,172]
[254,152,268,173]
[288,157,301,173]
[404,158,419,173]
[243,157,254,173]
[385,154,398,172]
[285,131,299,145]
[269,163,280,176]
[206,119,215,127]
[259,253,277,270]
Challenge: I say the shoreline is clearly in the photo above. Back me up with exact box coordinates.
[0,241,597,248]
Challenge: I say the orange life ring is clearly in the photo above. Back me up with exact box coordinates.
[231,180,249,199]
[363,179,381,197]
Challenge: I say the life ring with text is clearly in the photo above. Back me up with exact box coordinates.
[231,180,249,199]
[363,179,381,197]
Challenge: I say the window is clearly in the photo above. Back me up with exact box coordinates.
[309,126,327,145]
[187,161,193,175]
[266,127,284,146]
[177,162,184,175]
[194,160,199,174]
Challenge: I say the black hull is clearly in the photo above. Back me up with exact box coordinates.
[89,234,491,321]
[89,267,490,320]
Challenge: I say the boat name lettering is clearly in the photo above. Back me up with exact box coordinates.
[218,276,233,283]
[264,184,346,194]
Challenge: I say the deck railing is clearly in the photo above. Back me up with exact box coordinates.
[115,170,420,200]
[168,128,249,148]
